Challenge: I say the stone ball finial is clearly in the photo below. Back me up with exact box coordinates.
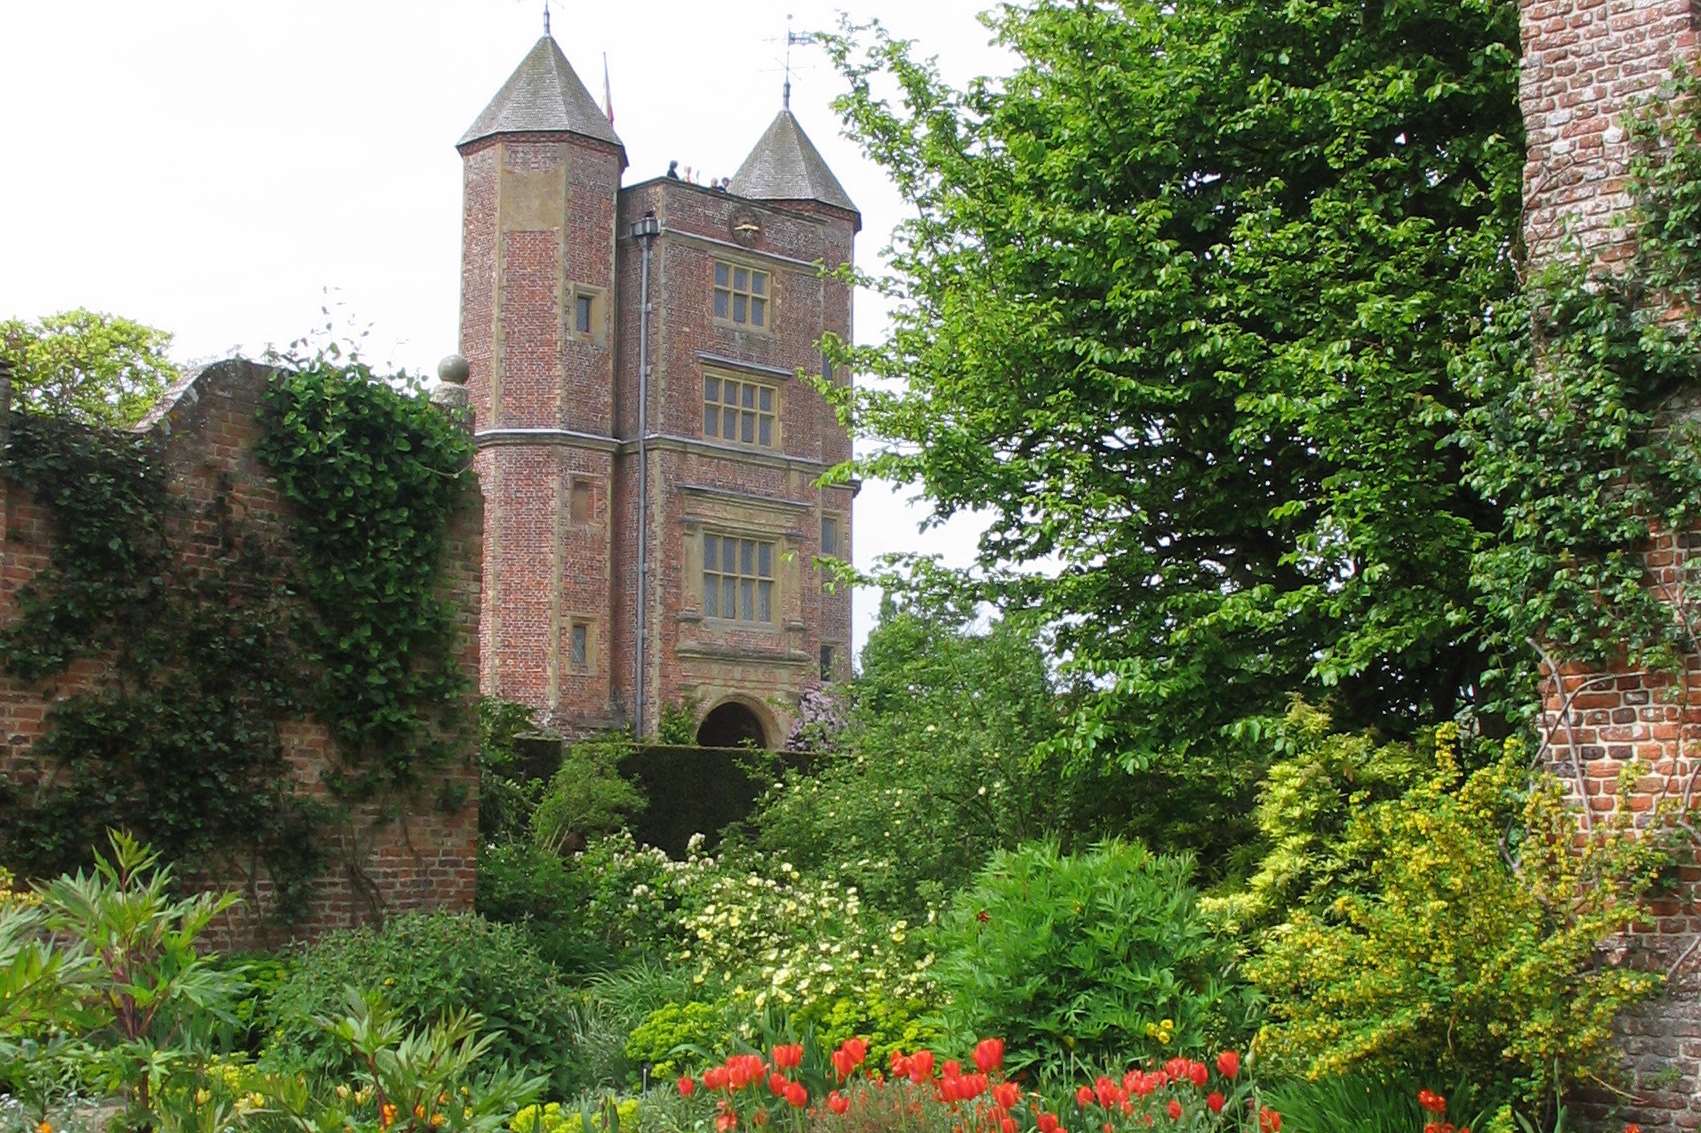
[437,353,470,385]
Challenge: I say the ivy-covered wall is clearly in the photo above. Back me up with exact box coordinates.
[1519,2,1701,1127]
[0,358,483,947]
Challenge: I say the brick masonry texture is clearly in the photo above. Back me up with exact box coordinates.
[0,359,483,948]
[1521,1,1701,1125]
[459,100,856,744]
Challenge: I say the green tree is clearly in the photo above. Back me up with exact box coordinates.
[822,1,1523,764]
[0,309,176,426]
[748,586,1076,913]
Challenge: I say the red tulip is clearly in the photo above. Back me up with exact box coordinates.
[1000,1119,1017,1133]
[1166,1100,1182,1121]
[973,1038,1006,1073]
[828,1092,850,1116]
[1259,1107,1282,1133]
[1215,1051,1240,1080]
[1075,1086,1095,1108]
[1187,1062,1208,1089]
[678,1076,696,1097]
[993,1082,1021,1111]
[1037,1113,1060,1133]
[1206,1092,1224,1114]
[1418,1090,1447,1116]
[715,1111,737,1133]
[773,1044,804,1070]
[909,1050,936,1082]
[769,1073,789,1097]
[784,1082,808,1109]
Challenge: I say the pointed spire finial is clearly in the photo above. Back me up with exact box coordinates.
[783,13,795,110]
[543,0,551,37]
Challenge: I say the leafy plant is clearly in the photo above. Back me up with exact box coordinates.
[531,734,646,856]
[481,698,549,843]
[263,990,546,1133]
[0,831,244,1125]
[655,696,701,746]
[933,839,1254,1078]
[263,912,578,1093]
[1247,734,1673,1105]
[0,308,176,426]
[255,350,476,802]
[816,0,1524,768]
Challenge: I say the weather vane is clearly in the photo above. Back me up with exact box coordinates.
[784,14,813,110]
[543,0,551,36]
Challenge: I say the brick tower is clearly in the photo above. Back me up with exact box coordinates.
[1520,0,1701,1125]
[457,32,856,746]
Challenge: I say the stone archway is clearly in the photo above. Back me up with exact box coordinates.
[695,698,770,749]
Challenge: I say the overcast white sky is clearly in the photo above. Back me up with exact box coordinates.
[0,0,1007,653]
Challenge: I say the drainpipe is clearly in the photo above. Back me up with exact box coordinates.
[630,211,660,740]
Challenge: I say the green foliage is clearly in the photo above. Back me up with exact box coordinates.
[1247,732,1672,1103]
[1458,72,1701,710]
[932,839,1253,1078]
[262,990,547,1133]
[622,1000,731,1081]
[0,831,244,1124]
[263,912,579,1093]
[256,351,476,800]
[672,862,938,1067]
[510,1097,641,1133]
[478,833,718,976]
[820,0,1524,764]
[1204,702,1431,932]
[0,409,168,679]
[481,698,549,843]
[654,696,700,746]
[1260,1073,1504,1133]
[531,735,646,856]
[0,308,176,427]
[748,591,1081,914]
[0,346,475,917]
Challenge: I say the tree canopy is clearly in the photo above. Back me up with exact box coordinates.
[0,309,177,427]
[825,0,1525,763]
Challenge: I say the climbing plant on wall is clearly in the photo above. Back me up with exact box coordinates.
[1458,71,1701,713]
[256,354,476,804]
[0,351,474,919]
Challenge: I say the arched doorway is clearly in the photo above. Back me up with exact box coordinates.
[695,699,769,749]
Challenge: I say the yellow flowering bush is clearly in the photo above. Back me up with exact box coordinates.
[510,1097,640,1133]
[666,864,938,1063]
[1248,730,1675,1103]
[0,865,38,911]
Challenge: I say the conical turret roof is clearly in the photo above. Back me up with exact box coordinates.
[459,36,623,151]
[728,109,858,219]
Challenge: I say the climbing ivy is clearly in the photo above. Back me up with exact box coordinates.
[1458,71,1701,713]
[0,413,167,677]
[0,351,474,919]
[255,354,476,801]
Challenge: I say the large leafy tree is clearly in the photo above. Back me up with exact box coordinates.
[0,309,176,427]
[826,1,1523,764]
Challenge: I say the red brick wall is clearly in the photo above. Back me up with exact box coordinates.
[1521,1,1701,1124]
[0,358,483,948]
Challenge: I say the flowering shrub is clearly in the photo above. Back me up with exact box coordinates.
[1248,732,1672,1103]
[510,1096,641,1133]
[933,840,1253,1076]
[670,863,938,1061]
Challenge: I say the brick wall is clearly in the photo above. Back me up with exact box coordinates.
[0,359,483,948]
[1521,0,1701,1125]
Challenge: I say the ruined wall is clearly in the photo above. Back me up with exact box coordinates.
[0,359,482,947]
[1521,0,1701,1125]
